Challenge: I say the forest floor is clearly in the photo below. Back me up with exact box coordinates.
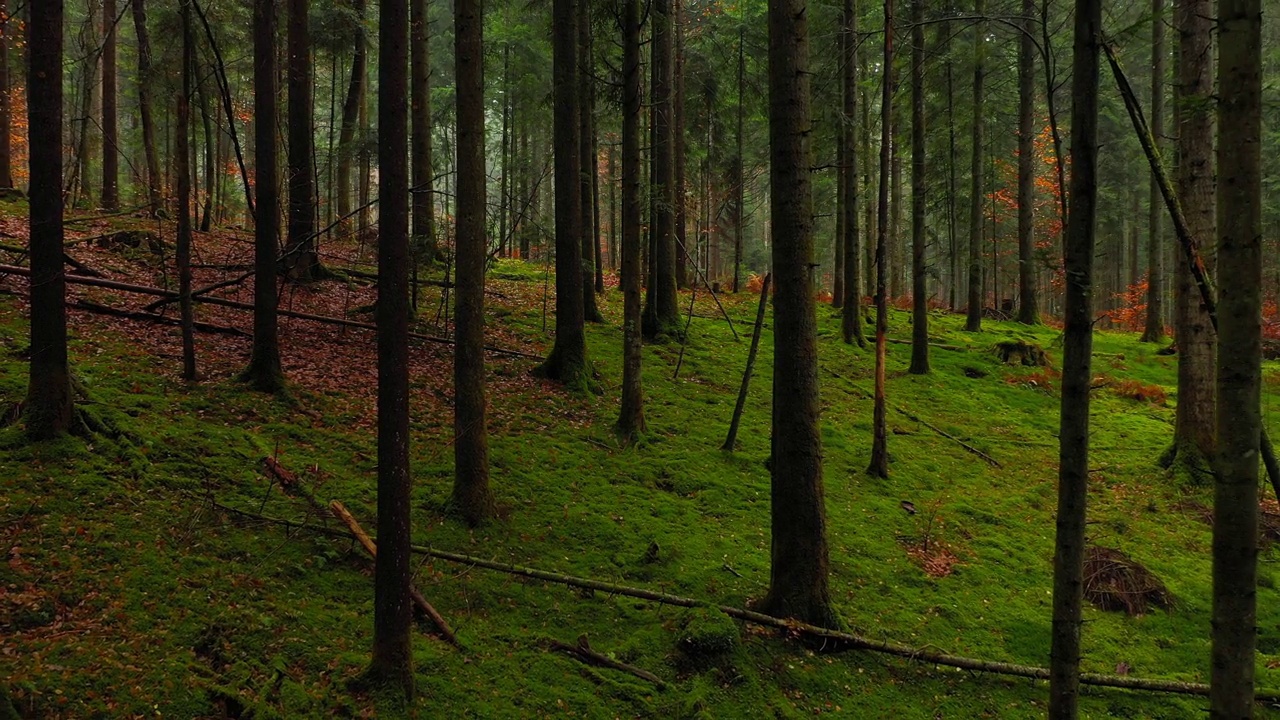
[3,202,1280,718]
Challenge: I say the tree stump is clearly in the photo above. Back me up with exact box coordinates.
[995,339,1048,366]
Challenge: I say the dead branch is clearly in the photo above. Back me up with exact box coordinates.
[893,404,1001,467]
[69,299,249,337]
[547,635,665,688]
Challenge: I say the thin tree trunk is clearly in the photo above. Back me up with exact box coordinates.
[733,24,745,294]
[868,0,894,478]
[0,0,11,190]
[177,0,196,381]
[964,0,984,332]
[1212,0,1261,712]
[1141,0,1166,343]
[498,44,511,258]
[759,0,837,628]
[338,0,367,234]
[285,0,319,280]
[1048,0,1100,713]
[370,0,414,697]
[617,0,646,443]
[643,0,681,339]
[411,0,435,263]
[133,0,162,215]
[674,1,689,290]
[101,0,119,209]
[592,108,604,295]
[1016,0,1037,324]
[198,61,216,232]
[579,9,603,323]
[907,0,928,374]
[723,273,770,451]
[25,0,73,439]
[840,0,864,346]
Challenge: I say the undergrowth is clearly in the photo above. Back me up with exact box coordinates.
[2,251,1280,718]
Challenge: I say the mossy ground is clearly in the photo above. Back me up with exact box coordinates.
[2,247,1280,718]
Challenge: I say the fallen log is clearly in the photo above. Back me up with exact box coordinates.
[217,504,1280,702]
[0,263,541,360]
[547,635,665,688]
[328,501,460,648]
[69,299,249,337]
[0,245,104,278]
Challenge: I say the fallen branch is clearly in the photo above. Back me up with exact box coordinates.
[69,299,249,337]
[0,264,541,360]
[894,404,1000,467]
[887,337,963,351]
[328,501,460,648]
[0,244,104,278]
[143,271,253,312]
[217,504,1280,701]
[547,635,665,688]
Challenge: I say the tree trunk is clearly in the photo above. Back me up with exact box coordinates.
[0,0,10,190]
[537,0,590,385]
[963,0,984,332]
[101,0,119,209]
[133,0,162,215]
[1141,0,1166,343]
[841,0,864,347]
[197,58,216,231]
[579,9,603,323]
[411,0,435,264]
[177,0,196,381]
[674,2,689,291]
[1048,0,1100,714]
[337,0,367,234]
[616,0,646,443]
[25,0,73,440]
[370,0,414,697]
[452,0,495,526]
[1211,0,1261,713]
[642,0,681,340]
[75,0,100,209]
[1168,0,1215,476]
[908,0,928,374]
[1016,0,1037,324]
[868,0,894,478]
[240,0,284,393]
[285,0,319,280]
[733,24,745,294]
[889,133,902,299]
[757,0,837,629]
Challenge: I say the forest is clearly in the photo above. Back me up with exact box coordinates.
[1,0,1278,716]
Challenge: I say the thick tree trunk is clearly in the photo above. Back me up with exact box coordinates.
[537,0,590,385]
[868,0,894,478]
[642,0,681,340]
[1048,0,1100,714]
[452,0,495,526]
[177,0,196,381]
[616,0,645,443]
[1169,0,1215,476]
[133,0,162,215]
[370,0,414,697]
[964,0,984,332]
[25,0,74,439]
[908,0,928,375]
[1016,0,1037,324]
[337,0,366,233]
[1211,0,1261,713]
[285,0,319,280]
[1141,0,1166,343]
[101,0,119,210]
[411,0,435,264]
[240,0,284,393]
[841,0,864,347]
[757,0,837,629]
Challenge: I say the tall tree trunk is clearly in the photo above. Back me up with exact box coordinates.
[907,0,928,374]
[133,0,162,215]
[840,0,864,346]
[889,133,902,299]
[733,23,745,294]
[240,0,284,393]
[25,0,73,439]
[338,0,366,233]
[674,1,689,290]
[579,9,603,323]
[411,0,435,264]
[1048,0,1100,713]
[1211,0,1261,712]
[101,0,119,209]
[177,0,196,381]
[75,0,101,209]
[1167,0,1214,476]
[537,0,590,385]
[286,0,319,280]
[197,61,216,231]
[0,0,11,190]
[452,0,495,526]
[370,0,414,697]
[963,0,984,332]
[1016,0,1037,324]
[833,120,845,309]
[868,0,894,479]
[592,108,604,294]
[498,44,511,258]
[1141,0,1166,342]
[643,0,681,339]
[617,0,646,443]
[945,30,958,310]
[607,142,617,272]
[757,0,837,629]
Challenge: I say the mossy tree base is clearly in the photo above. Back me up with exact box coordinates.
[533,350,601,395]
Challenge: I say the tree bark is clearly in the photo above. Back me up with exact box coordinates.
[757,0,836,629]
[240,0,284,392]
[1141,0,1166,343]
[907,0,928,375]
[840,0,865,347]
[964,0,984,332]
[452,0,495,526]
[674,2,689,291]
[579,8,603,323]
[868,0,894,478]
[1048,0,1100,714]
[616,0,645,443]
[1212,0,1261,713]
[411,0,435,264]
[733,24,745,295]
[370,0,414,697]
[1015,0,1037,324]
[642,0,681,340]
[25,0,73,440]
[177,0,196,381]
[337,0,367,234]
[101,0,119,210]
[285,0,319,280]
[0,0,11,190]
[132,0,162,215]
